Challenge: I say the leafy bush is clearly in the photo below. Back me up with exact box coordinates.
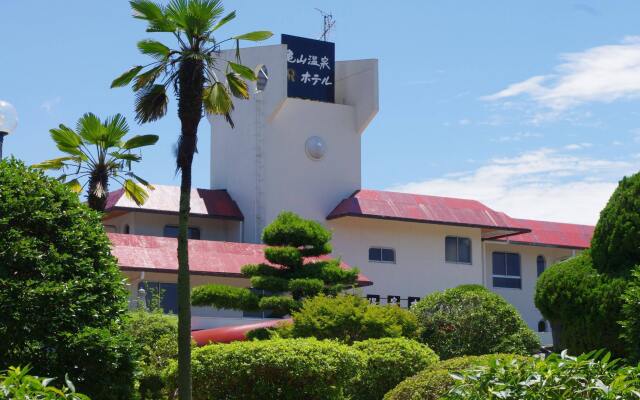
[125,309,179,400]
[384,354,526,400]
[446,350,640,399]
[349,338,438,400]
[535,251,627,356]
[0,366,90,399]
[412,285,539,359]
[0,159,134,399]
[166,338,364,400]
[621,267,640,362]
[192,212,359,315]
[289,294,419,343]
[591,172,640,275]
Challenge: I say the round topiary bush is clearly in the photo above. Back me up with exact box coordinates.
[591,172,640,275]
[0,158,135,399]
[167,338,364,400]
[349,338,438,400]
[411,285,539,359]
[535,251,627,355]
[290,294,419,343]
[384,354,528,400]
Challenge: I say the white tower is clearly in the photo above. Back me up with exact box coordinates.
[209,38,378,243]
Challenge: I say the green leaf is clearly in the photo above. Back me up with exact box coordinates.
[127,172,155,189]
[229,62,257,81]
[122,134,159,150]
[135,84,169,124]
[133,64,166,91]
[130,0,176,32]
[226,72,249,99]
[233,31,273,41]
[137,39,171,59]
[211,10,236,32]
[76,113,105,145]
[66,179,82,193]
[111,65,144,88]
[49,125,82,149]
[123,179,150,206]
[32,156,78,170]
[110,152,142,162]
[203,82,234,115]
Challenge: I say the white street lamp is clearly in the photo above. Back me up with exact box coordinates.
[0,100,18,159]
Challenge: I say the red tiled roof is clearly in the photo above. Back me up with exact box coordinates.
[497,219,594,249]
[108,233,372,286]
[327,190,529,238]
[105,184,243,220]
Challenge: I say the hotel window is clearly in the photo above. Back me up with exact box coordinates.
[369,247,396,263]
[445,236,471,264]
[138,281,178,314]
[537,255,546,277]
[492,252,522,289]
[163,225,201,240]
[538,320,547,333]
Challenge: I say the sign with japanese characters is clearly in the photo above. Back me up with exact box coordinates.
[282,34,335,103]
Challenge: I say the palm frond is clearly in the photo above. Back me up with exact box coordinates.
[137,39,172,60]
[122,134,160,150]
[133,64,167,91]
[226,72,249,99]
[211,10,235,32]
[229,62,256,81]
[203,82,233,115]
[232,31,273,41]
[111,65,144,88]
[127,172,155,189]
[135,84,169,123]
[104,114,130,145]
[123,179,150,206]
[130,0,176,32]
[76,113,105,145]
[167,0,223,37]
[109,152,142,162]
[32,156,79,170]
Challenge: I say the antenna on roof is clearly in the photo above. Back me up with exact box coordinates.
[315,8,335,41]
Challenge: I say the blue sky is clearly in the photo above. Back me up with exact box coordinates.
[2,1,640,224]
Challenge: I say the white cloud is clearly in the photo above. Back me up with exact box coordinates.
[388,148,638,225]
[41,96,61,114]
[492,132,542,142]
[484,37,640,111]
[564,142,592,150]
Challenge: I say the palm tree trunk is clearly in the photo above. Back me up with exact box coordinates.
[176,58,204,400]
[87,167,109,212]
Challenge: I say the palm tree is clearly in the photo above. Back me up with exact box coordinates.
[111,1,271,397]
[33,112,158,211]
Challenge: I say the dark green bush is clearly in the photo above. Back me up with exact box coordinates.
[446,350,640,399]
[535,251,627,356]
[191,284,260,310]
[384,354,526,400]
[290,294,419,343]
[412,285,539,359]
[167,338,364,400]
[125,309,180,400]
[621,267,640,362]
[591,172,640,275]
[0,159,134,399]
[0,366,90,399]
[349,338,438,400]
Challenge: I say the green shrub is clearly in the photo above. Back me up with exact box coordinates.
[290,294,419,343]
[191,284,260,310]
[446,350,640,399]
[125,309,179,400]
[384,354,526,400]
[0,366,90,399]
[0,159,134,399]
[591,172,640,275]
[167,338,364,400]
[349,338,438,400]
[621,267,640,362]
[412,285,539,359]
[535,251,627,356]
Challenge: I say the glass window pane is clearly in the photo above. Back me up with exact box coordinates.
[458,238,471,263]
[159,283,178,314]
[381,248,395,263]
[506,253,521,277]
[493,277,521,289]
[369,247,381,261]
[188,227,201,240]
[492,252,506,275]
[537,256,546,277]
[445,237,458,262]
[163,225,179,238]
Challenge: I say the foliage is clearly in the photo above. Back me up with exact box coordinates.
[0,158,135,399]
[166,338,364,400]
[0,366,90,400]
[349,338,439,400]
[125,309,180,400]
[33,112,158,211]
[288,294,418,343]
[192,212,360,315]
[412,285,539,359]
[384,354,527,400]
[591,172,640,275]
[445,350,640,400]
[621,267,640,362]
[535,251,627,356]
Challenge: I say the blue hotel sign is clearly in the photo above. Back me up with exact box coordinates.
[282,34,335,103]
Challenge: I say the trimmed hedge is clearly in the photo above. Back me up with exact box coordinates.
[349,338,438,400]
[412,285,539,359]
[167,338,364,400]
[535,251,627,356]
[591,172,640,275]
[290,294,419,343]
[621,267,640,362]
[384,354,528,400]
